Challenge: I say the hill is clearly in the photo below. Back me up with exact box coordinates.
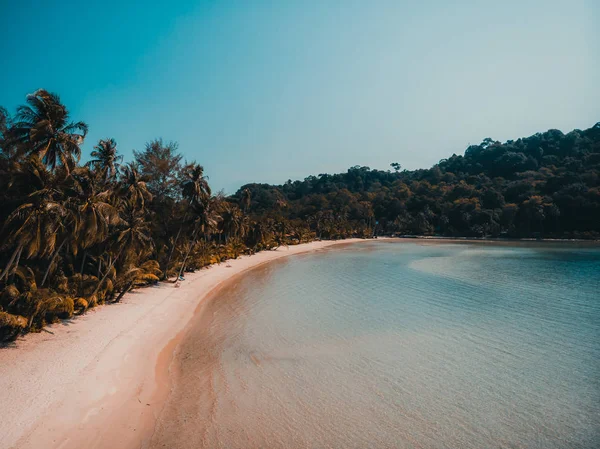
[235,123,600,239]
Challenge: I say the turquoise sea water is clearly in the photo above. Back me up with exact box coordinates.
[150,241,600,449]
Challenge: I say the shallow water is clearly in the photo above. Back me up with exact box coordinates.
[150,241,600,449]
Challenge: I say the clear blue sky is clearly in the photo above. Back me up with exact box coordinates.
[1,0,598,193]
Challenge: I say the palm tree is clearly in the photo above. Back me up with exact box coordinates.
[12,89,88,173]
[313,212,325,238]
[70,168,118,247]
[66,167,118,280]
[176,197,219,280]
[3,164,115,288]
[87,138,122,182]
[0,157,69,283]
[181,163,211,205]
[240,188,251,213]
[112,260,161,303]
[0,106,13,157]
[120,162,152,209]
[221,205,247,243]
[273,220,289,248]
[163,163,211,278]
[0,106,9,138]
[247,219,272,251]
[92,202,154,297]
[0,107,19,199]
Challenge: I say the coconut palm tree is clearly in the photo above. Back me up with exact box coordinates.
[87,138,122,182]
[162,163,211,278]
[273,220,289,248]
[117,205,154,263]
[176,197,219,280]
[0,107,19,205]
[240,187,251,213]
[92,201,154,297]
[65,167,119,280]
[0,157,70,283]
[69,168,117,247]
[181,163,211,205]
[4,163,113,288]
[0,106,13,156]
[112,260,161,303]
[120,162,152,209]
[221,205,247,243]
[0,106,9,137]
[247,219,272,251]
[12,89,88,173]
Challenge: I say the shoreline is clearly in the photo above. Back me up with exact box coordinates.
[384,235,600,243]
[0,239,364,449]
[1,236,596,449]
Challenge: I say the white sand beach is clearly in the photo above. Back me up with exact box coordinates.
[0,239,362,449]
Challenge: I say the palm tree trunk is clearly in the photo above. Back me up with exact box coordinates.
[177,240,195,280]
[41,238,68,286]
[114,281,134,303]
[8,247,23,283]
[164,226,184,279]
[92,248,123,296]
[0,245,22,281]
[177,229,199,281]
[163,211,189,279]
[80,251,87,275]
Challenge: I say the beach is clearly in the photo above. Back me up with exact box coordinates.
[0,239,362,449]
[2,4,598,448]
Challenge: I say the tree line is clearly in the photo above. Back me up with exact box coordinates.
[239,126,599,239]
[0,89,598,341]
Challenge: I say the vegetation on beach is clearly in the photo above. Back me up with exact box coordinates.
[0,89,598,341]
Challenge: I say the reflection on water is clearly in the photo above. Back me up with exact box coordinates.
[150,241,600,449]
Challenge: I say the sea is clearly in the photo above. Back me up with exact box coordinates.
[149,240,600,449]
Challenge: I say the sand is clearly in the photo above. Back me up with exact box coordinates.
[0,239,363,449]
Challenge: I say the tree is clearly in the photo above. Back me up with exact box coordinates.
[133,139,182,199]
[0,106,14,157]
[181,163,211,205]
[240,188,252,213]
[176,197,219,280]
[120,163,152,209]
[92,202,154,297]
[87,138,122,182]
[68,167,118,269]
[162,163,211,278]
[221,205,244,243]
[1,157,68,283]
[2,87,600,341]
[12,89,88,173]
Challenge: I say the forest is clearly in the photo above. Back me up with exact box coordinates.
[0,89,598,341]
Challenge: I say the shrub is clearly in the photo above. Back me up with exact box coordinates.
[0,311,27,342]
[44,296,75,322]
[0,285,20,309]
[74,297,88,314]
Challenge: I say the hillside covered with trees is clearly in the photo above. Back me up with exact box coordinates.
[237,126,600,240]
[0,89,598,340]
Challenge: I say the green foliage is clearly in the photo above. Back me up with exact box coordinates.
[237,124,600,240]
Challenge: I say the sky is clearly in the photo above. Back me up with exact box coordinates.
[0,0,598,193]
